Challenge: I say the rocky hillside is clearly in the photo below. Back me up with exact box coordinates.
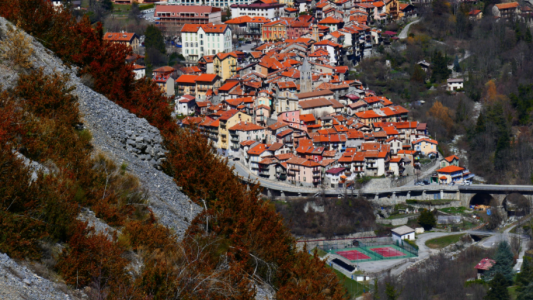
[0,17,201,236]
[0,16,200,298]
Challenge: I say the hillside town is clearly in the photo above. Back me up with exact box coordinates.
[92,0,481,189]
[5,0,533,299]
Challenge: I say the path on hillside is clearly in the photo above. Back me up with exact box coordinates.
[399,18,421,39]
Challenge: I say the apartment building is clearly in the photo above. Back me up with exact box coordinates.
[181,24,232,61]
[154,5,222,30]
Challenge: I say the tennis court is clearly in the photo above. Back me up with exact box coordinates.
[370,247,406,258]
[319,236,418,262]
[337,250,371,261]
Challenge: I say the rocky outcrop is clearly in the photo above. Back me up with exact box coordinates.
[0,17,201,237]
[0,253,75,300]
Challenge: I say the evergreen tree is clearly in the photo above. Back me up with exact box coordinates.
[453,55,462,73]
[517,282,533,300]
[430,51,451,83]
[475,112,485,134]
[101,0,113,11]
[373,277,380,300]
[517,257,533,293]
[485,273,510,300]
[526,28,533,44]
[411,65,426,83]
[144,25,166,55]
[456,98,467,122]
[385,282,401,300]
[418,209,436,230]
[489,241,515,284]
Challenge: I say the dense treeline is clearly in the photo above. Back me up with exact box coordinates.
[275,196,376,238]
[1,0,346,298]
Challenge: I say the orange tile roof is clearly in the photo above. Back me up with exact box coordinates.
[248,143,269,155]
[437,166,465,173]
[319,17,343,24]
[176,74,199,84]
[412,138,438,145]
[495,2,519,10]
[444,155,460,162]
[181,23,229,33]
[103,32,137,42]
[195,74,218,82]
[229,122,264,131]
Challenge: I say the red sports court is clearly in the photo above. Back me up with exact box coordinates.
[337,250,371,261]
[370,247,406,257]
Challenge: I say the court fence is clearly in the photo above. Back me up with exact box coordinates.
[317,236,418,262]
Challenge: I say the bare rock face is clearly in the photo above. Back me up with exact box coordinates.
[0,17,201,237]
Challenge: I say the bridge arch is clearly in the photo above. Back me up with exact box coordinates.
[502,193,530,217]
[469,192,498,208]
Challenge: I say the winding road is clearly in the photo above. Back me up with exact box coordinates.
[399,18,421,39]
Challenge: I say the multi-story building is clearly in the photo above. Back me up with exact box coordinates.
[492,2,520,19]
[154,5,222,31]
[213,52,238,82]
[103,32,140,51]
[195,74,221,99]
[228,122,266,154]
[231,0,285,19]
[166,0,249,8]
[218,110,252,152]
[285,157,322,187]
[225,16,271,41]
[261,19,289,41]
[181,24,232,61]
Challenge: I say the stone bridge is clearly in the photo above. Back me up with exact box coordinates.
[250,180,533,208]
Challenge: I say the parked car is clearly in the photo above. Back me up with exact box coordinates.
[423,179,430,185]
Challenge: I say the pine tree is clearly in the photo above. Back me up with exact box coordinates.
[453,55,462,73]
[411,65,426,83]
[517,257,533,293]
[485,273,510,300]
[475,112,485,134]
[144,25,166,55]
[418,209,436,230]
[430,51,451,83]
[385,282,401,300]
[489,241,515,284]
[526,28,533,44]
[517,282,533,300]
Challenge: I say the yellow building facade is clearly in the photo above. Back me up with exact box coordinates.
[218,111,252,150]
[214,52,238,82]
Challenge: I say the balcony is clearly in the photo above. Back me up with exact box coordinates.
[313,173,321,178]
[231,136,239,142]
[258,168,270,175]
[197,86,209,91]
[287,170,296,176]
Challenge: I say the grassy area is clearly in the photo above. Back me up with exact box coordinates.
[508,286,518,300]
[386,213,417,220]
[316,248,328,258]
[439,206,469,214]
[406,199,457,205]
[425,234,465,249]
[328,267,370,298]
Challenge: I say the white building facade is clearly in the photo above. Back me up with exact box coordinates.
[181,24,233,60]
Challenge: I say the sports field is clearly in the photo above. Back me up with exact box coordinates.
[337,250,371,261]
[370,247,406,258]
[329,244,416,263]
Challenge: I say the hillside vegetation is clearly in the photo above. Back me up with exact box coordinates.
[0,1,346,299]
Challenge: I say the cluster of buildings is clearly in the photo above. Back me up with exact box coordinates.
[101,0,475,189]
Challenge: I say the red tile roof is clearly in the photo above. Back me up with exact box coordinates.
[176,75,199,84]
[195,74,218,82]
[229,122,264,131]
[103,32,137,42]
[437,166,465,173]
